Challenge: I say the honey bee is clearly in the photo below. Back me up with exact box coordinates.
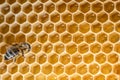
[4,42,31,62]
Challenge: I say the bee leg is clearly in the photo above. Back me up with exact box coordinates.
[21,50,25,58]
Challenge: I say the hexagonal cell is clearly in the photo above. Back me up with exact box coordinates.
[94,74,105,80]
[103,22,114,33]
[42,63,52,74]
[91,22,102,33]
[37,53,47,64]
[104,1,114,13]
[32,22,42,33]
[11,3,21,14]
[85,33,95,43]
[62,12,72,23]
[97,32,107,43]
[36,73,46,80]
[97,12,108,23]
[67,23,78,33]
[73,33,84,44]
[43,43,53,53]
[66,43,77,54]
[13,73,23,80]
[89,63,99,75]
[38,32,48,43]
[102,42,113,53]
[44,22,54,33]
[78,43,89,54]
[73,12,84,23]
[19,63,29,74]
[45,2,55,13]
[0,14,4,24]
[47,73,57,80]
[56,2,66,13]
[28,13,37,23]
[30,63,40,74]
[68,2,78,12]
[110,11,120,22]
[65,63,76,75]
[21,23,31,33]
[49,32,59,43]
[80,2,90,13]
[83,53,94,64]
[16,33,26,43]
[114,43,120,53]
[6,13,15,24]
[1,3,10,14]
[82,74,93,80]
[58,74,69,80]
[90,43,101,53]
[34,2,43,13]
[0,0,5,4]
[27,33,36,44]
[0,63,7,74]
[26,53,35,64]
[108,53,118,64]
[92,1,103,13]
[113,63,120,75]
[109,32,119,43]
[28,0,37,3]
[61,32,72,43]
[115,23,120,32]
[55,22,66,33]
[72,53,82,64]
[54,43,64,54]
[48,53,58,64]
[4,33,15,44]
[22,3,32,14]
[24,73,34,80]
[116,2,120,11]
[77,63,87,75]
[86,12,96,23]
[79,22,90,33]
[106,74,118,80]
[60,53,70,65]
[39,12,49,23]
[32,42,41,53]
[70,74,81,80]
[101,63,112,74]
[95,53,106,64]
[8,63,18,74]
[18,0,27,4]
[50,12,60,23]
[2,73,11,80]
[0,23,9,34]
[17,13,26,24]
[54,63,64,75]
[10,23,20,34]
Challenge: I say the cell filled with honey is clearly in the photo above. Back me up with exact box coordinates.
[92,1,103,13]
[103,22,114,33]
[4,33,15,44]
[40,0,48,3]
[36,74,46,80]
[94,74,105,80]
[55,22,66,33]
[48,53,58,64]
[13,73,23,80]
[115,23,120,32]
[0,23,9,34]
[43,43,53,53]
[8,63,18,74]
[77,63,87,75]
[107,74,118,80]
[110,11,120,22]
[38,32,48,43]
[97,12,108,23]
[11,3,21,14]
[45,2,55,13]
[67,23,78,33]
[42,63,52,74]
[2,73,11,80]
[56,2,66,13]
[73,12,84,23]
[90,43,101,53]
[109,32,119,43]
[113,64,120,75]
[39,12,49,23]
[73,33,84,44]
[19,63,29,74]
[68,2,78,12]
[37,53,47,64]
[60,53,70,65]
[28,0,37,3]
[91,22,102,33]
[50,12,60,23]
[22,3,32,14]
[1,4,10,14]
[102,42,113,53]
[61,32,72,43]
[30,63,40,74]
[108,53,118,64]
[0,63,7,74]
[70,74,81,80]
[66,43,77,54]
[72,53,82,64]
[116,2,120,11]
[80,2,90,13]
[24,73,34,80]
[21,23,31,33]
[85,33,95,43]
[10,23,20,34]
[58,74,69,80]
[0,0,5,4]
[6,13,15,24]
[32,42,41,53]
[65,63,76,75]
[54,43,64,54]
[101,63,112,74]
[25,53,35,64]
[79,22,90,33]
[86,12,96,23]
[34,2,43,13]
[32,22,42,33]
[104,1,114,13]
[17,0,27,4]
[28,13,37,23]
[44,22,54,33]
[0,14,4,23]
[82,74,93,80]
[97,32,107,43]
[47,73,57,80]
[54,63,64,75]
[27,32,36,44]
[95,53,106,64]
[49,32,59,43]
[17,13,26,24]
[16,33,26,43]
[16,56,24,64]
[62,12,72,23]
[89,63,99,74]
[83,53,94,64]
[78,43,89,54]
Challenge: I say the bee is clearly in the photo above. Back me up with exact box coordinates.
[4,42,31,62]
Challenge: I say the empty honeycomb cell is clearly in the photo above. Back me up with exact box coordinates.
[86,12,96,23]
[55,22,66,33]
[30,63,40,74]
[16,33,26,43]
[26,53,35,64]
[58,74,69,80]
[54,43,64,54]
[70,74,81,80]
[83,53,94,64]
[73,12,84,23]
[0,23,9,34]
[116,2,120,11]
[38,32,48,43]
[48,53,58,64]
[113,64,120,75]
[67,23,78,33]
[66,43,77,54]
[73,33,84,44]
[27,33,36,44]
[44,22,54,33]
[54,63,64,75]
[110,11,120,22]
[0,63,7,74]
[89,63,99,74]
[60,53,70,65]
[78,43,89,54]
[77,63,87,75]
[47,73,57,80]
[2,73,11,80]
[72,53,82,64]
[6,13,15,24]
[82,74,93,80]
[16,56,24,64]
[39,12,49,23]
[97,32,107,43]
[37,53,47,64]
[24,73,34,80]
[0,34,3,43]
[85,33,95,43]
[21,23,31,33]
[65,63,76,75]
[61,32,72,43]
[68,2,78,12]
[0,0,5,4]
[43,43,53,53]
[13,73,23,80]
[103,22,114,33]
[0,14,4,23]
[32,22,42,33]
[22,3,32,14]
[90,43,101,53]
[10,23,20,34]
[97,12,108,23]
[45,2,55,13]
[36,74,46,80]
[28,0,37,3]
[32,42,41,53]
[94,74,105,80]
[56,2,66,13]
[17,13,26,24]
[19,63,29,74]
[101,63,112,74]
[28,13,37,23]
[4,33,15,44]
[1,4,10,14]
[109,32,119,43]
[34,2,43,13]
[42,63,52,74]
[104,2,114,13]
[95,53,106,64]
[79,22,90,33]
[92,2,103,13]
[50,12,60,22]
[8,63,18,74]
[115,23,120,32]
[62,12,72,23]
[80,2,90,13]
[107,74,117,80]
[91,22,102,33]
[102,42,113,53]
[108,53,118,64]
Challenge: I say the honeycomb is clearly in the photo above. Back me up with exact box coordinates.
[0,0,120,80]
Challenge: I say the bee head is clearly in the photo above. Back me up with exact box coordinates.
[20,42,31,52]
